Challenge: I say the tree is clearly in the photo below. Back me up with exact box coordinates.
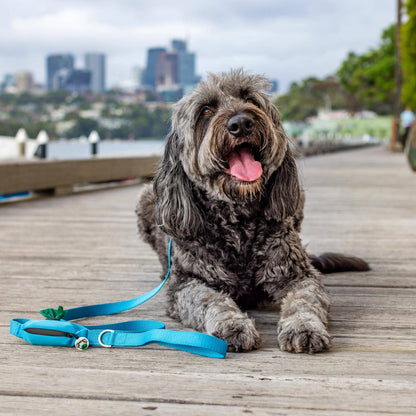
[337,25,395,114]
[64,117,98,138]
[275,76,348,121]
[401,0,416,108]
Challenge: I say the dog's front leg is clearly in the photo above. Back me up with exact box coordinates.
[276,277,331,353]
[167,279,261,352]
[258,228,332,353]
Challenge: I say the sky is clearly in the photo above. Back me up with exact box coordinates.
[1,0,396,92]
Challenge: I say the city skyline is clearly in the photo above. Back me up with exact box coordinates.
[45,53,104,94]
[1,1,395,92]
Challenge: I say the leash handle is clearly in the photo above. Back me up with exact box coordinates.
[10,318,227,359]
[9,239,228,359]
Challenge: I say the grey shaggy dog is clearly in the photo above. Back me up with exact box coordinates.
[136,69,369,353]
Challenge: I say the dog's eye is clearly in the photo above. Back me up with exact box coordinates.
[245,98,258,106]
[201,107,213,116]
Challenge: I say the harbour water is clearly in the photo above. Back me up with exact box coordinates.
[46,139,165,160]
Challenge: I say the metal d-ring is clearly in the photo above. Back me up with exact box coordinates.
[98,329,115,348]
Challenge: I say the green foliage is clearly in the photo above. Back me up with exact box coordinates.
[402,0,416,108]
[0,90,171,140]
[0,117,57,138]
[278,23,396,121]
[337,25,395,115]
[63,117,99,138]
[24,121,57,138]
[97,104,171,139]
[0,119,21,136]
[0,90,70,107]
[275,76,348,121]
[129,106,171,139]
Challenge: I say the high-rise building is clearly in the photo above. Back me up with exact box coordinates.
[144,40,198,97]
[1,74,15,93]
[64,69,91,93]
[172,39,187,53]
[156,52,178,86]
[177,51,196,86]
[46,54,74,90]
[52,68,71,91]
[143,48,166,89]
[49,67,91,93]
[85,53,106,93]
[15,71,34,93]
[171,40,197,86]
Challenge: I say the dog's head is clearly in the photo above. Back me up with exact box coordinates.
[154,69,301,239]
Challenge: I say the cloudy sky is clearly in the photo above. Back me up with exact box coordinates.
[2,0,395,92]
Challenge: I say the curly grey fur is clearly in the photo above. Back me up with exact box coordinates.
[136,69,332,353]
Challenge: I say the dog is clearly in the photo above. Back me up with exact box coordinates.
[136,69,369,353]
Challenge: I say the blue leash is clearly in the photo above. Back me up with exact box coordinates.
[10,239,228,359]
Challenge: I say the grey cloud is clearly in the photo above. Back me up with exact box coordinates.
[0,0,395,91]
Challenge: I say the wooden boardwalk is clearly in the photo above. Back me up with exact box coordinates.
[1,146,415,415]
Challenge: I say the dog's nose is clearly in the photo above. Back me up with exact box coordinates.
[227,114,254,137]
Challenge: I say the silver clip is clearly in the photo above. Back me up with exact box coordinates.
[98,329,115,348]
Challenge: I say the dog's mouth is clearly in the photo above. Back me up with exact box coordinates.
[223,143,263,182]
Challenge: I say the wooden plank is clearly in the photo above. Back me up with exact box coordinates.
[2,397,410,416]
[1,146,416,415]
[1,342,416,377]
[0,156,160,194]
[1,364,415,414]
[0,397,292,416]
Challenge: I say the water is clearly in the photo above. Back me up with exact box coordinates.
[46,139,165,160]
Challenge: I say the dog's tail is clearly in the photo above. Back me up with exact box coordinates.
[310,252,370,274]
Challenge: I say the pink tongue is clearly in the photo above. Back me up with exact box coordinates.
[224,147,262,182]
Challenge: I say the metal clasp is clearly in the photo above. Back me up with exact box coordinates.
[98,329,115,348]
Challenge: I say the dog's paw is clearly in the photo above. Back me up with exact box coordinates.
[277,318,331,354]
[212,317,261,352]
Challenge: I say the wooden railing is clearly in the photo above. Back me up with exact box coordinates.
[0,156,161,196]
[0,142,380,200]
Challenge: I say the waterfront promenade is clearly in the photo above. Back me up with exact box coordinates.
[1,146,415,415]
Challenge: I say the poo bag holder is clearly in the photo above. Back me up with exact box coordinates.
[9,239,228,359]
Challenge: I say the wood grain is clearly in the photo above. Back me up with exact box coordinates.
[1,146,415,415]
[0,156,160,194]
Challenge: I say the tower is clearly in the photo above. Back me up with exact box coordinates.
[171,40,196,87]
[46,54,74,91]
[144,48,166,89]
[85,53,106,93]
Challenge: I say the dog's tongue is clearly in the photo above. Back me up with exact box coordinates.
[224,147,262,182]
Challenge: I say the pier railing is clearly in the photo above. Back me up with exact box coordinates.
[0,156,160,196]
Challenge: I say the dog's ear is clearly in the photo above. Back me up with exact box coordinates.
[264,146,302,222]
[153,131,204,240]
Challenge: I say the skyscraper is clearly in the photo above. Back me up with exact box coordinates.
[46,54,74,91]
[65,69,92,93]
[177,51,196,86]
[155,52,178,86]
[171,40,196,87]
[143,48,166,89]
[144,40,198,96]
[171,39,187,53]
[15,71,34,93]
[85,53,106,93]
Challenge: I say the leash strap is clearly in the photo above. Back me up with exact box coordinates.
[9,239,228,359]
